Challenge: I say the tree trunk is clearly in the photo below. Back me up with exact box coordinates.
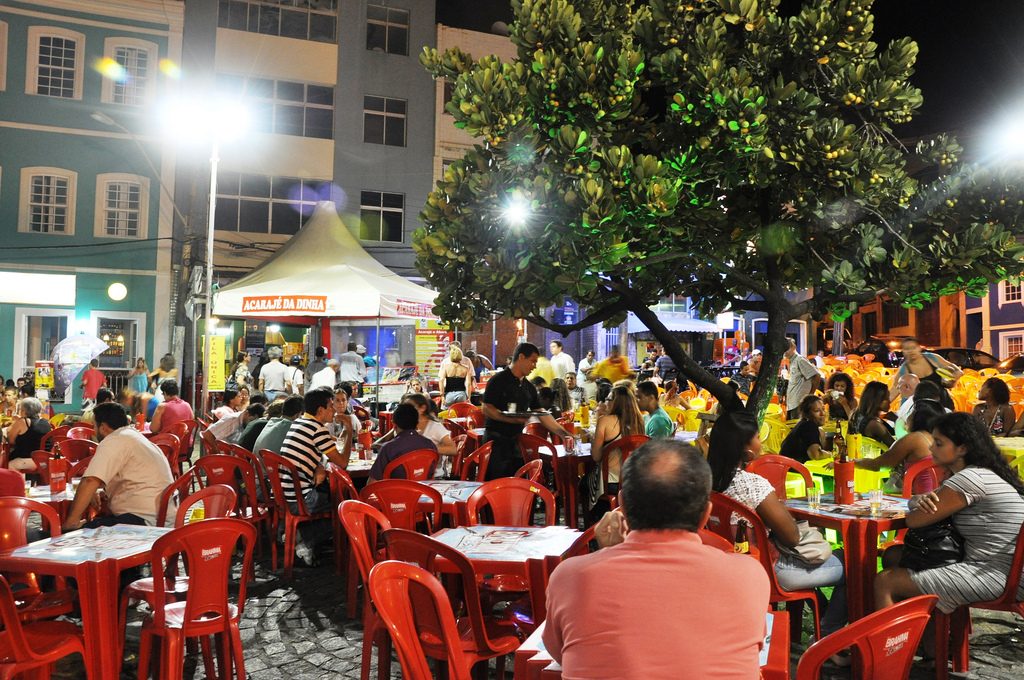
[747,302,791,421]
[628,303,745,412]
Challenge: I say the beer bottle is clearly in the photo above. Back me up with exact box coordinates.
[733,520,750,554]
[49,449,68,494]
[834,432,848,463]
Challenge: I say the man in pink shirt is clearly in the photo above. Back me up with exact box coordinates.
[543,441,770,680]
[80,359,106,404]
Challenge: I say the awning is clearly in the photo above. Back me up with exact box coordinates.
[627,312,722,334]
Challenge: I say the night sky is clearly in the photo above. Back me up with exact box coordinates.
[436,0,1024,142]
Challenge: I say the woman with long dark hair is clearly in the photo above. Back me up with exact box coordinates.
[779,395,830,463]
[971,377,1015,437]
[708,411,847,640]
[849,381,895,446]
[823,371,857,421]
[875,413,1024,614]
[585,384,646,518]
[856,399,945,494]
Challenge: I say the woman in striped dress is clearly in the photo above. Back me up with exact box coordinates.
[875,412,1024,614]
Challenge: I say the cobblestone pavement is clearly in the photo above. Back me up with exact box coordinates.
[45,551,1024,679]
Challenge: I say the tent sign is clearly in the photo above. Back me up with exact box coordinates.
[241,295,327,313]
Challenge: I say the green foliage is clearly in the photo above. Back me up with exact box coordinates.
[415,0,1024,341]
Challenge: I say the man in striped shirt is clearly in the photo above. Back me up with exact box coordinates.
[278,387,353,564]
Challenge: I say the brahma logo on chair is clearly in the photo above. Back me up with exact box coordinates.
[201,547,222,561]
[390,503,407,512]
[883,630,910,656]
[414,468,425,476]
[212,467,224,475]
[241,295,328,313]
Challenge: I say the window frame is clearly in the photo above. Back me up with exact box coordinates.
[1000,332,1024,359]
[0,21,8,92]
[13,307,75,381]
[214,172,324,235]
[18,167,77,236]
[362,94,407,147]
[26,26,85,100]
[217,0,338,43]
[365,3,409,56]
[94,173,150,239]
[998,281,1024,306]
[358,190,404,243]
[217,73,334,140]
[100,37,158,107]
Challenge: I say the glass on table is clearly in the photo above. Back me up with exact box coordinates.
[807,487,821,511]
[869,488,884,518]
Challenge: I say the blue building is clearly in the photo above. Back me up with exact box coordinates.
[0,0,184,404]
[965,282,1024,359]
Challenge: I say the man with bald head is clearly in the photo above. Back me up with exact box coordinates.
[543,440,769,679]
[893,372,920,438]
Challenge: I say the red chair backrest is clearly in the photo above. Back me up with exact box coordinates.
[564,526,597,558]
[600,434,649,486]
[191,454,258,513]
[0,468,25,497]
[168,419,199,460]
[747,454,815,500]
[65,426,94,441]
[175,484,239,527]
[795,595,938,680]
[30,451,51,483]
[698,528,735,553]
[216,441,251,457]
[383,449,439,481]
[517,433,556,463]
[54,438,96,463]
[514,459,544,483]
[523,423,548,440]
[442,419,468,438]
[327,464,359,504]
[361,480,442,532]
[974,518,1024,610]
[338,500,392,582]
[459,441,493,481]
[368,560,473,680]
[148,519,256,630]
[0,574,48,664]
[156,469,201,527]
[902,457,946,498]
[260,451,313,517]
[706,492,786,597]
[381,528,507,655]
[148,432,181,453]
[465,477,556,526]
[0,498,62,593]
[448,402,481,419]
[39,425,71,452]
[69,455,94,478]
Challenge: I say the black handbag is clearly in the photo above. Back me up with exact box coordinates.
[899,518,965,571]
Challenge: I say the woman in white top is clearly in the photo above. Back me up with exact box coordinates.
[707,410,848,641]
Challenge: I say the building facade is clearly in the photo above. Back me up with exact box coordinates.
[0,0,182,402]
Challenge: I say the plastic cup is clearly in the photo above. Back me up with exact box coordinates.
[807,488,821,512]
[869,489,883,517]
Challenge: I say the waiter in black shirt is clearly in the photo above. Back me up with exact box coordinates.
[481,342,573,479]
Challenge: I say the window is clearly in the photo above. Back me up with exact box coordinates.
[882,300,909,329]
[363,95,406,146]
[359,191,403,242]
[95,173,149,238]
[101,38,157,106]
[0,22,8,92]
[218,0,337,43]
[1003,333,1024,358]
[215,173,324,235]
[366,4,409,55]
[218,74,333,139]
[19,167,76,235]
[26,27,84,99]
[999,281,1023,305]
[15,309,74,384]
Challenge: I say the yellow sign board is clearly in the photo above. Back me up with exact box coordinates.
[415,319,452,378]
[208,335,226,391]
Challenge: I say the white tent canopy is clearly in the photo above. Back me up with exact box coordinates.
[213,202,436,319]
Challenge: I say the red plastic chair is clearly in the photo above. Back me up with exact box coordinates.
[361,480,442,532]
[191,454,272,559]
[564,526,597,558]
[517,432,557,464]
[167,419,200,475]
[459,441,493,482]
[137,519,256,680]
[523,422,549,440]
[328,464,361,576]
[39,425,71,452]
[65,426,94,441]
[448,401,483,423]
[119,485,237,662]
[442,419,469,438]
[368,561,474,680]
[148,432,181,455]
[338,500,394,680]
[382,448,439,481]
[0,498,74,622]
[155,469,201,527]
[698,528,735,553]
[934,519,1024,679]
[53,438,96,462]
[68,455,94,479]
[902,457,946,498]
[796,595,938,679]
[381,529,520,676]
[747,454,815,500]
[29,451,50,483]
[514,459,544,483]
[261,451,333,580]
[599,434,648,510]
[0,468,24,497]
[465,477,556,527]
[0,574,84,678]
[706,491,822,640]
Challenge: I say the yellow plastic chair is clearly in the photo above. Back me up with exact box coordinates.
[980,368,999,377]
[1010,454,1024,480]
[688,397,707,411]
[765,403,783,418]
[49,413,66,428]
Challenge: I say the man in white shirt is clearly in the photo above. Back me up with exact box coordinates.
[258,347,290,400]
[893,373,920,438]
[784,339,821,419]
[549,340,576,380]
[309,359,340,391]
[338,343,366,385]
[63,402,174,530]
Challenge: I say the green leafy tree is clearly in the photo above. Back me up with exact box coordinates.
[416,0,1024,415]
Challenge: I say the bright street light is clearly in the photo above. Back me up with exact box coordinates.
[503,196,531,227]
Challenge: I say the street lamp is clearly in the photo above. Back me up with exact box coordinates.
[159,97,249,416]
[502,195,531,227]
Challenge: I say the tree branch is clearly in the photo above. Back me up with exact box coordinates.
[526,296,629,336]
[703,254,773,300]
